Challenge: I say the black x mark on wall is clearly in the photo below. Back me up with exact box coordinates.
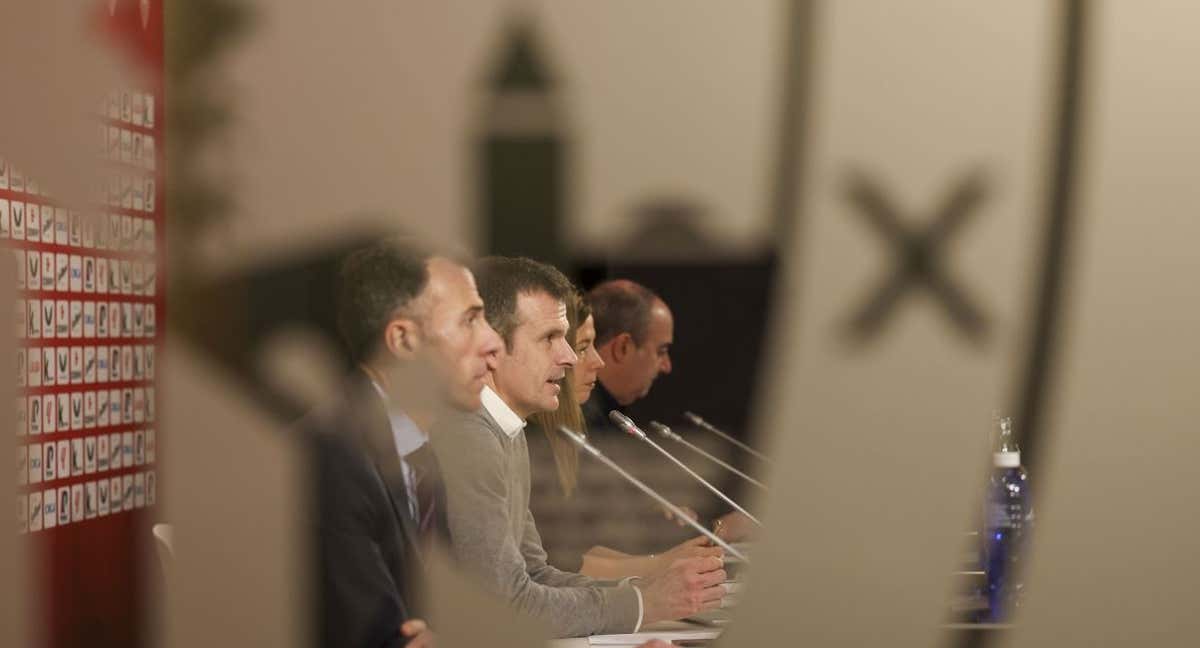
[842,169,992,348]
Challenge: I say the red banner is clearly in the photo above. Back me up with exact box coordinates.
[7,2,165,647]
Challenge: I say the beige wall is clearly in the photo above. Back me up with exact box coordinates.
[728,1,1055,645]
[1017,2,1200,644]
[209,1,783,274]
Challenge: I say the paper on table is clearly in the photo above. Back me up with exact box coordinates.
[588,629,721,645]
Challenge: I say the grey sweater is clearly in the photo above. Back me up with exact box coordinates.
[430,406,641,637]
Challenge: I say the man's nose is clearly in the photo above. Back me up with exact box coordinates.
[558,339,578,367]
[481,323,503,360]
[659,354,672,374]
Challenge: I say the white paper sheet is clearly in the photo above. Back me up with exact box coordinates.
[588,629,720,645]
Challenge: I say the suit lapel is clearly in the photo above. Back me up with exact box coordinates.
[407,445,450,546]
[346,379,424,566]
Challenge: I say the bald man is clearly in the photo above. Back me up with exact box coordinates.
[581,280,674,432]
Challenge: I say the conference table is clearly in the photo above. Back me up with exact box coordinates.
[547,620,722,648]
[546,621,1009,646]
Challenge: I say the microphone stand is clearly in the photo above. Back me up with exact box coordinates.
[683,411,773,464]
[649,421,768,492]
[558,425,749,563]
[610,411,763,528]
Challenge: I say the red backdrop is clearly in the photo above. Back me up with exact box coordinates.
[9,3,164,647]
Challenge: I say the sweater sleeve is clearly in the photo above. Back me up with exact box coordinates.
[431,412,640,638]
[521,507,600,588]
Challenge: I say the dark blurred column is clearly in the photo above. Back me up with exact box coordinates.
[479,20,567,267]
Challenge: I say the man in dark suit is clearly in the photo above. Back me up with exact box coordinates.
[580,280,674,433]
[303,238,502,648]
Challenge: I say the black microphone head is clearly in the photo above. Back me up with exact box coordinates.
[608,410,646,440]
[648,421,675,440]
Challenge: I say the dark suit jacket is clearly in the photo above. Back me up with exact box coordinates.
[581,380,623,435]
[302,375,425,648]
[405,443,451,548]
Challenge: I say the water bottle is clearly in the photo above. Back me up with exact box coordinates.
[982,415,1032,622]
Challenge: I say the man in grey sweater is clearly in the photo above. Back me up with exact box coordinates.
[431,257,726,638]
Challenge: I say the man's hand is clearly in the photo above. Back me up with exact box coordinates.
[652,536,723,575]
[713,511,757,543]
[401,619,434,648]
[638,556,726,624]
[636,642,672,648]
[662,504,699,527]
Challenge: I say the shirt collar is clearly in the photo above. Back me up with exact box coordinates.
[480,385,525,438]
[369,380,429,457]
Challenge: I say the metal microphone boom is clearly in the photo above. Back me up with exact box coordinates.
[557,425,749,562]
[649,421,768,492]
[610,411,762,528]
[683,411,773,464]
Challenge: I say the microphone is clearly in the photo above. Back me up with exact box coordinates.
[557,425,749,563]
[648,421,768,492]
[610,411,763,528]
[683,411,773,464]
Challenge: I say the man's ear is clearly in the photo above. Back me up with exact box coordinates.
[382,317,421,360]
[610,332,635,363]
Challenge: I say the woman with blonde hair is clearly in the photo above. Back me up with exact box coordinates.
[530,290,720,579]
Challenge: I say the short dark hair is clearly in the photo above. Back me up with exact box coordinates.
[586,279,661,347]
[336,238,434,362]
[473,256,574,350]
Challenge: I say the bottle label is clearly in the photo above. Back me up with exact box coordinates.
[993,451,1020,468]
[989,501,1026,529]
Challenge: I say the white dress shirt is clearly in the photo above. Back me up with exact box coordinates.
[479,384,526,438]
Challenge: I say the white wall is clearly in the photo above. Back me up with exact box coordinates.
[209,0,784,273]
